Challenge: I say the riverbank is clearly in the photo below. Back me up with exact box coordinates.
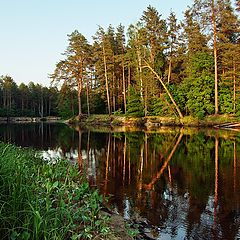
[67,114,240,129]
[0,142,137,240]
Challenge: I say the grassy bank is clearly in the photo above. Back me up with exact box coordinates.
[0,143,117,239]
[68,114,240,128]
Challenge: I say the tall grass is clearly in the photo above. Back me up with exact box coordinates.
[0,143,110,239]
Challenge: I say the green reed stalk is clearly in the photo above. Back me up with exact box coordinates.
[0,142,110,240]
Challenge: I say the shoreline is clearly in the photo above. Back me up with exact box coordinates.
[0,116,61,123]
[67,114,240,130]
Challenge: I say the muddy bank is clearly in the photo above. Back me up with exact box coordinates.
[102,206,158,240]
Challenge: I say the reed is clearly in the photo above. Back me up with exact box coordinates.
[0,142,110,239]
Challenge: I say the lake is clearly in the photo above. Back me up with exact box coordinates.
[1,122,240,239]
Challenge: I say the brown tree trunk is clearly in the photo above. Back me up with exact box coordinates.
[122,56,127,113]
[168,58,172,84]
[128,63,131,99]
[144,86,148,116]
[136,47,144,101]
[234,140,237,193]
[78,130,82,170]
[211,0,219,114]
[103,44,111,115]
[233,61,236,113]
[78,81,82,116]
[86,78,90,116]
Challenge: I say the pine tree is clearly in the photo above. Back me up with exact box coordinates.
[182,8,209,59]
[115,24,127,113]
[126,87,144,117]
[216,0,240,113]
[51,30,91,117]
[166,11,181,84]
[93,26,115,114]
[126,23,146,111]
[140,5,168,116]
[189,0,219,114]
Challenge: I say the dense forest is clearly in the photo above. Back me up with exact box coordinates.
[1,0,240,119]
[0,76,59,117]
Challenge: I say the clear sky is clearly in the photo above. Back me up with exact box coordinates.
[0,0,192,86]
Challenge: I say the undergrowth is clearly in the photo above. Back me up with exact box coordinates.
[0,142,111,239]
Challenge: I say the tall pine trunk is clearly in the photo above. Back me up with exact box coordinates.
[233,61,236,113]
[86,78,90,116]
[122,54,127,113]
[128,63,131,99]
[103,44,111,115]
[167,58,172,84]
[78,81,82,116]
[211,0,219,114]
[136,47,144,101]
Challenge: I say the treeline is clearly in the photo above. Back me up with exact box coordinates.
[0,75,68,117]
[2,1,240,119]
[51,0,240,119]
[0,74,101,118]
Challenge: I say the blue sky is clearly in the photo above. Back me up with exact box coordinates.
[0,0,192,86]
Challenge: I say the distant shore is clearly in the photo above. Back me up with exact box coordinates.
[0,116,61,123]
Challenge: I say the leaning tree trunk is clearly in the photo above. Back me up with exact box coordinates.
[143,60,183,119]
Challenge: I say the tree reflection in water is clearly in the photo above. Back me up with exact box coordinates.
[77,128,240,240]
[1,123,240,239]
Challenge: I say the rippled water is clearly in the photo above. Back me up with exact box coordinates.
[1,123,240,239]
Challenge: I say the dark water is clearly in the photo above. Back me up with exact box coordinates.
[1,123,240,239]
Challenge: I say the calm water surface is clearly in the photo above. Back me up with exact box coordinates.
[1,123,240,240]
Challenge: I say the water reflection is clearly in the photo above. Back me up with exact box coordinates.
[1,123,240,239]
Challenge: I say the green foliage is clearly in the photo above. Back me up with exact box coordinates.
[0,142,111,239]
[126,87,144,117]
[187,74,214,119]
[179,53,215,119]
[168,132,216,203]
[85,92,106,114]
[58,98,77,118]
[236,99,240,117]
[219,86,234,114]
[125,223,140,238]
[112,109,123,115]
[149,95,173,116]
[154,51,166,76]
[189,53,214,76]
